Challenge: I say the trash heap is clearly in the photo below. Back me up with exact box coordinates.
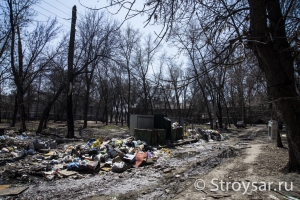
[63,136,158,175]
[0,131,162,182]
[186,128,229,142]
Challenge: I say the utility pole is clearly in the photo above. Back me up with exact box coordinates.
[0,74,2,123]
[67,6,76,138]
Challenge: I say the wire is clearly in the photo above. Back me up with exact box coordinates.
[41,0,71,19]
[33,5,82,34]
[32,8,71,30]
[54,0,85,18]
[35,4,71,21]
[35,2,86,30]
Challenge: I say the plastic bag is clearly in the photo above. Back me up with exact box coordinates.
[67,162,79,170]
[111,162,127,173]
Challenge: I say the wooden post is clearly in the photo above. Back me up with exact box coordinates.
[66,6,77,138]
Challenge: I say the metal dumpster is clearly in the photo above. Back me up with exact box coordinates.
[176,127,183,140]
[157,129,166,144]
[134,129,152,144]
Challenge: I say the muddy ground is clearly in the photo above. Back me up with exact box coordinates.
[0,121,299,200]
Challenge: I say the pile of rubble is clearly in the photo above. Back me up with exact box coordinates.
[0,131,165,184]
[0,127,229,184]
[186,128,229,142]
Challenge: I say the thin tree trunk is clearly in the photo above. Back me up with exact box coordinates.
[35,75,42,121]
[127,69,131,127]
[9,0,17,128]
[104,99,108,125]
[216,95,223,129]
[36,84,65,134]
[83,81,90,128]
[0,79,2,123]
[11,94,18,127]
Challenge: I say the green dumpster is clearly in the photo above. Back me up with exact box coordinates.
[134,129,152,144]
[157,129,166,144]
[176,127,183,140]
[171,129,177,141]
[0,128,4,136]
[151,130,158,145]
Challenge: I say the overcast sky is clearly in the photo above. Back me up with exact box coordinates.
[33,0,184,62]
[34,0,156,34]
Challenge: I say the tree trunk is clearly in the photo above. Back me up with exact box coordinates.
[43,115,48,129]
[0,79,2,123]
[105,99,108,125]
[83,81,90,128]
[281,130,300,173]
[35,75,42,121]
[110,107,113,124]
[249,0,300,172]
[115,105,119,125]
[17,26,26,132]
[9,0,17,128]
[66,6,76,138]
[217,95,223,129]
[18,88,26,132]
[11,94,18,127]
[36,84,65,134]
[121,97,124,126]
[276,128,284,148]
[127,70,131,127]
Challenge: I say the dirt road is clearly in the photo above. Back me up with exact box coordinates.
[173,126,300,200]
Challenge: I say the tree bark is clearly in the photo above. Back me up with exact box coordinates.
[16,26,26,132]
[11,94,18,127]
[66,6,76,138]
[248,0,300,172]
[83,75,90,128]
[9,0,17,128]
[282,130,300,173]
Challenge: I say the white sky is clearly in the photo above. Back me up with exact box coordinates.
[34,1,155,34]
[33,0,184,62]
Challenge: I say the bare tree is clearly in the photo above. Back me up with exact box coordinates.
[132,34,160,115]
[76,10,118,128]
[7,0,60,132]
[118,25,141,126]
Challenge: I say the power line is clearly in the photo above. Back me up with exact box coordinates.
[40,0,71,19]
[34,5,83,33]
[32,8,85,40]
[32,8,71,30]
[54,0,85,18]
[35,4,71,22]
[35,2,86,29]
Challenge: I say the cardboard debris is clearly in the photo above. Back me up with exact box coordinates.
[58,169,78,177]
[44,151,56,156]
[0,186,28,196]
[100,167,111,172]
[0,185,10,191]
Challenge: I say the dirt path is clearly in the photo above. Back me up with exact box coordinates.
[173,127,300,200]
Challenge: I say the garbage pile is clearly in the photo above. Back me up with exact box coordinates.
[0,126,230,184]
[64,137,158,174]
[0,131,163,183]
[186,128,229,142]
